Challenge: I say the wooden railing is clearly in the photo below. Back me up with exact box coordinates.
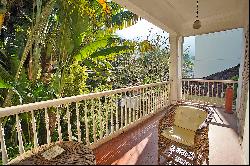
[181,79,238,108]
[0,81,170,164]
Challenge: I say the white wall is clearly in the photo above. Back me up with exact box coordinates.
[242,83,249,165]
[240,3,249,164]
[236,27,248,121]
[194,28,243,78]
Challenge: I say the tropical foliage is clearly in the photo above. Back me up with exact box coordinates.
[0,0,139,107]
[182,46,194,78]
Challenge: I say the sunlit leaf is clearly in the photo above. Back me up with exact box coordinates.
[75,36,119,61]
[90,45,132,59]
[0,79,12,89]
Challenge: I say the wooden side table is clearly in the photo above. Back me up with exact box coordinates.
[7,141,96,165]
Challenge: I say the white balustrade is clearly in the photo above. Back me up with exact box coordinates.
[182,79,238,108]
[0,81,169,163]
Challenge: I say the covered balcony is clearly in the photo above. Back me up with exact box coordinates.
[0,0,249,165]
[0,78,246,165]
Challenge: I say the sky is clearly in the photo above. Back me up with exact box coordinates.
[115,19,195,57]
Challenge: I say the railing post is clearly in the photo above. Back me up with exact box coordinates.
[132,90,136,122]
[56,106,62,142]
[76,102,81,143]
[98,98,104,139]
[105,96,109,136]
[152,87,155,112]
[16,114,24,154]
[110,96,114,134]
[84,101,90,145]
[194,84,197,102]
[121,97,124,128]
[91,99,97,142]
[115,94,119,131]
[164,84,167,106]
[212,83,215,105]
[44,108,51,144]
[124,94,128,126]
[182,80,185,100]
[128,91,132,124]
[66,104,72,141]
[0,118,8,165]
[31,110,38,147]
[142,88,145,116]
[137,88,140,120]
[150,87,153,113]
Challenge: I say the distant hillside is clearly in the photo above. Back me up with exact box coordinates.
[203,64,240,80]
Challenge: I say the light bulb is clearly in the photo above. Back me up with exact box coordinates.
[193,20,201,29]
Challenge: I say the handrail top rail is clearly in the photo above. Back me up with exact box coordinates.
[182,78,238,84]
[0,81,169,118]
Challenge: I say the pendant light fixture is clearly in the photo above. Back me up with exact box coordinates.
[193,0,201,29]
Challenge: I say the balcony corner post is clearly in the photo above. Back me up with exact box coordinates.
[169,33,183,104]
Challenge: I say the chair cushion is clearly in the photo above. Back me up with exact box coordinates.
[161,126,195,146]
[174,106,207,131]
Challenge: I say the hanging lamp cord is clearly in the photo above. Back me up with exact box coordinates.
[196,0,199,19]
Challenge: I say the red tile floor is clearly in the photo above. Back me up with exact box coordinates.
[93,106,244,165]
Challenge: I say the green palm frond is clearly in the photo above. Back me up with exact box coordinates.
[90,45,132,59]
[74,36,120,61]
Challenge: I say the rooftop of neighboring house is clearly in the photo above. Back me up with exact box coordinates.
[203,64,240,80]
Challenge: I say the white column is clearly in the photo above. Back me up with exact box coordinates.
[178,35,184,100]
[242,83,249,165]
[169,33,183,104]
[236,3,249,139]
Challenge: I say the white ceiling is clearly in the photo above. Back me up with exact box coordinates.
[113,0,248,36]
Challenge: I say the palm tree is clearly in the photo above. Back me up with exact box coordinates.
[1,0,140,107]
